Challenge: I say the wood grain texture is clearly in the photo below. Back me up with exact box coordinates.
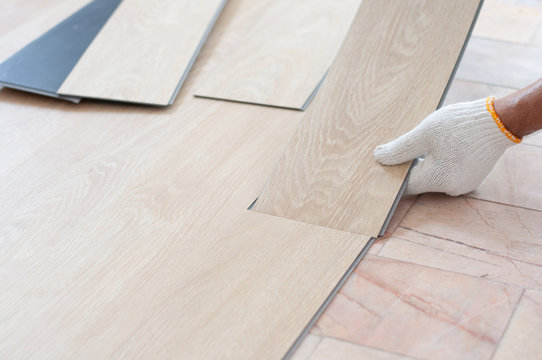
[0,1,478,358]
[253,0,481,236]
[0,20,370,357]
[194,0,362,109]
[58,0,225,105]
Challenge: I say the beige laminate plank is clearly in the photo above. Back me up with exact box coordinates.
[58,0,225,105]
[1,27,370,358]
[253,0,481,237]
[194,0,362,110]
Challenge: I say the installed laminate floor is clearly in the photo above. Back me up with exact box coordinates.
[1,0,480,358]
[292,1,542,358]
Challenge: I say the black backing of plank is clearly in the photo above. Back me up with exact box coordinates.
[0,0,122,97]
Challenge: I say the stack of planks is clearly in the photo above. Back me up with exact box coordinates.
[0,0,227,105]
[0,0,481,359]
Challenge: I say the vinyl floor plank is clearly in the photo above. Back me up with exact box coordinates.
[194,0,362,110]
[0,0,121,99]
[253,0,481,237]
[0,72,369,359]
[0,1,482,358]
[58,0,226,105]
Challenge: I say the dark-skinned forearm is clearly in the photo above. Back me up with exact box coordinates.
[494,78,542,138]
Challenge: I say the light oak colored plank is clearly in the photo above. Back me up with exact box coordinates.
[0,28,369,358]
[0,1,480,358]
[194,0,362,109]
[1,206,368,359]
[254,0,481,236]
[58,0,225,105]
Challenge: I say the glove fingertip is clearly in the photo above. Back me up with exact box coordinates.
[374,144,392,163]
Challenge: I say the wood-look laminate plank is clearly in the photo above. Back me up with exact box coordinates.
[253,0,481,237]
[0,1,479,358]
[194,0,362,110]
[58,0,226,105]
[0,53,369,359]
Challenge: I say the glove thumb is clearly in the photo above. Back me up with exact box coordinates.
[374,127,429,165]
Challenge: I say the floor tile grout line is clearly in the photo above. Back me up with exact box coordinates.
[374,246,539,291]
[448,77,519,91]
[314,333,423,359]
[396,225,542,268]
[452,77,528,91]
[527,16,542,45]
[489,288,526,360]
[302,334,324,360]
[465,194,542,213]
[470,34,542,47]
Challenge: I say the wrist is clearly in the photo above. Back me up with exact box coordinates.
[487,96,522,142]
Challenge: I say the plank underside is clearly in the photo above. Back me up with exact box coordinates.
[254,0,481,238]
[0,0,479,359]
[0,0,120,96]
[0,0,93,63]
[194,0,362,110]
[58,0,225,105]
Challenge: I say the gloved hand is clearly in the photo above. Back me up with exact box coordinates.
[374,97,521,196]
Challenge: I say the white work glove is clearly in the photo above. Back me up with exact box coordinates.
[374,97,520,196]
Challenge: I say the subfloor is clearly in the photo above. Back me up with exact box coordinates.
[293,0,542,359]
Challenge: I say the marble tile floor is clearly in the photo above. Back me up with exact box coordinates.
[292,1,542,359]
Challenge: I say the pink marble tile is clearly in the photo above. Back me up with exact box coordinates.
[379,227,542,290]
[455,37,542,89]
[313,255,522,360]
[309,337,410,360]
[473,0,542,43]
[442,79,515,107]
[493,290,542,360]
[400,194,542,265]
[469,144,542,211]
[382,195,417,237]
[368,237,386,255]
